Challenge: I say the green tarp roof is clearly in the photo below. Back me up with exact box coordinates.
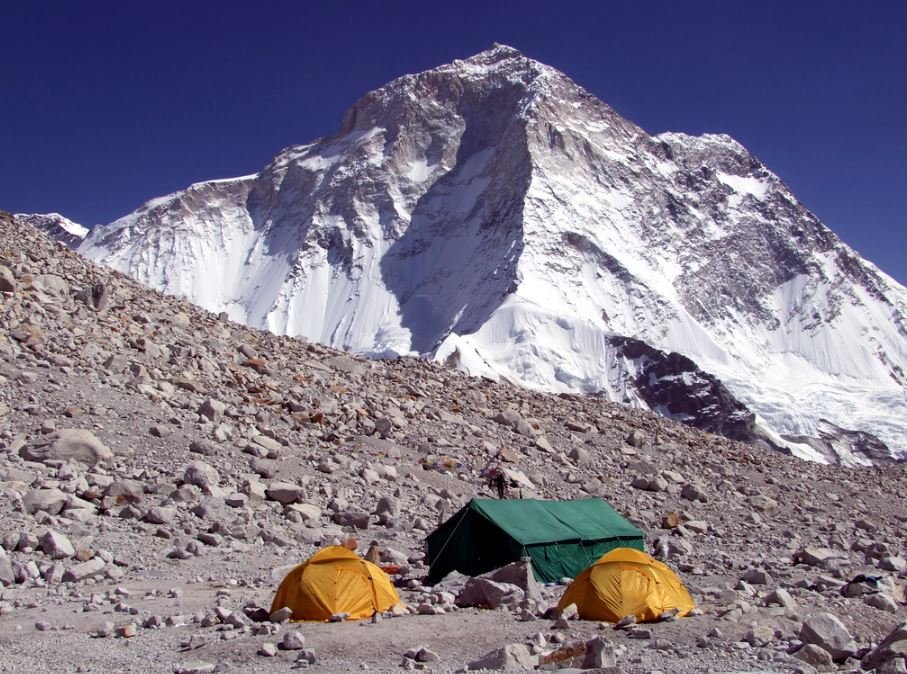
[468,498,643,545]
[425,497,646,584]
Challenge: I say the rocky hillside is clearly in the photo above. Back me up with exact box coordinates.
[1,211,906,672]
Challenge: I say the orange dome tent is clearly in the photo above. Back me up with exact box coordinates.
[271,546,402,621]
[557,547,695,623]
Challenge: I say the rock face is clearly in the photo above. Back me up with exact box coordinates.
[73,45,907,464]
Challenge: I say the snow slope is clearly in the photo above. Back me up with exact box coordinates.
[78,45,907,464]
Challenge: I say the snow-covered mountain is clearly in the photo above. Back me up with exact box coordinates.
[15,212,87,249]
[77,45,907,464]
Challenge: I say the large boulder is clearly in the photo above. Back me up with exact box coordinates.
[456,578,524,609]
[39,530,75,559]
[182,461,220,492]
[487,560,543,604]
[467,643,536,671]
[265,482,305,505]
[24,488,69,515]
[21,429,114,466]
[799,612,857,661]
[861,621,907,671]
[794,547,848,567]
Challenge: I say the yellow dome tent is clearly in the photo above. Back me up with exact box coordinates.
[557,547,695,623]
[271,546,402,621]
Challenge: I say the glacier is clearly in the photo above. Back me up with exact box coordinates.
[75,44,907,464]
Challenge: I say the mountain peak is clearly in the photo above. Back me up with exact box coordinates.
[78,47,907,465]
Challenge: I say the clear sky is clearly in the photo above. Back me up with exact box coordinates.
[2,1,905,285]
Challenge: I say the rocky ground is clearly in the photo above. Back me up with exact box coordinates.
[0,209,905,674]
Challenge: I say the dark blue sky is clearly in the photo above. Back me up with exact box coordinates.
[2,1,905,285]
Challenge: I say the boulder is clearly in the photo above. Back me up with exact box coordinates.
[182,461,220,492]
[63,557,106,583]
[861,621,907,671]
[144,506,176,525]
[21,429,114,466]
[198,398,226,422]
[467,643,536,671]
[0,265,15,293]
[762,588,797,609]
[538,636,617,670]
[799,612,857,661]
[24,488,69,515]
[794,644,834,672]
[456,577,524,609]
[39,530,75,559]
[794,547,848,567]
[104,479,144,504]
[265,482,305,505]
[279,630,306,650]
[487,560,543,604]
[331,509,370,529]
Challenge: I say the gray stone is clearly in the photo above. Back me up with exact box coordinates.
[144,506,176,525]
[0,265,15,293]
[794,547,847,567]
[24,488,69,515]
[331,509,370,529]
[861,621,907,671]
[296,649,317,665]
[0,548,14,585]
[182,461,220,492]
[457,577,524,609]
[189,439,218,456]
[626,430,646,448]
[39,529,75,559]
[375,495,400,517]
[762,588,797,609]
[280,630,306,650]
[63,557,106,583]
[488,560,543,604]
[173,663,216,674]
[258,642,278,657]
[467,643,536,671]
[794,644,834,671]
[105,479,144,504]
[742,568,772,585]
[198,398,226,422]
[799,612,856,661]
[879,556,907,573]
[265,481,305,505]
[864,592,899,613]
[252,434,283,454]
[74,282,109,311]
[416,647,440,663]
[21,429,114,466]
[270,606,293,623]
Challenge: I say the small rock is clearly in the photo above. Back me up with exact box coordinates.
[280,630,306,650]
[270,606,293,623]
[258,643,278,657]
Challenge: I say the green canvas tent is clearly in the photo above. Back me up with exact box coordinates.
[426,498,645,584]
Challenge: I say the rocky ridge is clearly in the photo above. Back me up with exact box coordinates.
[2,211,906,672]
